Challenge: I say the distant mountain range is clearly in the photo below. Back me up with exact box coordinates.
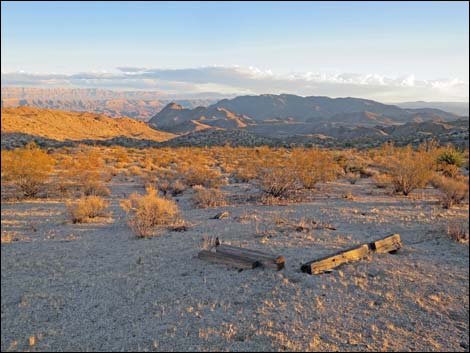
[1,87,218,120]
[149,93,462,132]
[395,101,469,117]
[1,89,468,149]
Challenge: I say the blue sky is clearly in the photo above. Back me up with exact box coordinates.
[1,1,468,101]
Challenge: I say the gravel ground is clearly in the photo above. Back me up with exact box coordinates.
[1,178,469,351]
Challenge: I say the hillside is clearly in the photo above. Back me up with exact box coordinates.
[149,103,255,133]
[1,107,176,142]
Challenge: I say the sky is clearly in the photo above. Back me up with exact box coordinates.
[1,1,469,102]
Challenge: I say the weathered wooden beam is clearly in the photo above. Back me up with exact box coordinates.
[369,234,402,254]
[216,244,285,270]
[301,244,370,274]
[198,250,259,269]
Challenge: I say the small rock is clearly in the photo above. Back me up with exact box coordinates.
[212,211,230,219]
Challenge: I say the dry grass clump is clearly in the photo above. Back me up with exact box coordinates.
[1,142,55,197]
[432,175,469,209]
[446,221,469,243]
[66,195,110,223]
[120,186,180,237]
[192,185,227,208]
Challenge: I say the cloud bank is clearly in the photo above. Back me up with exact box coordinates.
[1,66,468,102]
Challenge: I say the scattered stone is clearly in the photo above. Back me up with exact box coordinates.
[212,211,230,219]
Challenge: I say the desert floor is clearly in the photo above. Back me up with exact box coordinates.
[1,177,469,352]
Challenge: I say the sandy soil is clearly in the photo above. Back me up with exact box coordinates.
[1,177,469,352]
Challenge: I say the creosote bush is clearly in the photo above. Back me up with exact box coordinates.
[66,195,109,223]
[1,142,55,197]
[372,173,392,189]
[433,175,469,209]
[383,145,435,196]
[192,185,227,208]
[120,186,180,238]
[291,148,339,189]
[61,148,111,196]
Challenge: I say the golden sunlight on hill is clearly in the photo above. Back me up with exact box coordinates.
[1,107,176,142]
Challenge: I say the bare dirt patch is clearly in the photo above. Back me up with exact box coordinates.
[1,177,468,351]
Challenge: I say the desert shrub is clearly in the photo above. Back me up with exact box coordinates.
[433,175,469,208]
[120,186,180,237]
[335,151,368,176]
[112,146,131,164]
[192,185,227,208]
[258,162,298,198]
[372,173,392,188]
[345,172,360,184]
[159,178,188,196]
[128,165,144,176]
[170,179,188,196]
[61,149,111,196]
[1,142,55,197]
[439,164,461,178]
[291,148,339,189]
[66,195,109,223]
[446,221,469,243]
[232,161,260,182]
[384,146,435,196]
[183,165,223,188]
[436,148,465,177]
[437,149,464,167]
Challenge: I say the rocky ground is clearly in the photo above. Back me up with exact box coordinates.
[1,177,469,351]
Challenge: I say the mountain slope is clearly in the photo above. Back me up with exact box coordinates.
[211,94,459,122]
[1,107,176,142]
[148,103,255,133]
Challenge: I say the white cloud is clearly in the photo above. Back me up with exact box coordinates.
[1,66,468,102]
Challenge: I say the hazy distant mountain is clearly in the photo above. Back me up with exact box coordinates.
[395,101,468,117]
[0,87,218,120]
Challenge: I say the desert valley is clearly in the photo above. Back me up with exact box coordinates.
[1,89,469,352]
[1,1,469,352]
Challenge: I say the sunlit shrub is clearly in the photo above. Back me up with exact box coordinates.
[120,186,180,237]
[1,142,55,197]
[66,195,109,223]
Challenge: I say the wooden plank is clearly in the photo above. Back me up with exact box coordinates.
[216,244,285,270]
[198,250,259,269]
[301,244,370,274]
[369,234,401,254]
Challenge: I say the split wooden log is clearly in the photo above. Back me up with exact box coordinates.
[369,234,402,254]
[301,244,370,274]
[216,244,285,270]
[198,250,259,269]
